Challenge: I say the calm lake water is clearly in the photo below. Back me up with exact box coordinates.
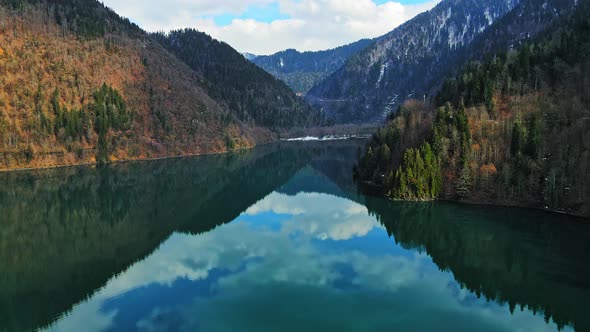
[1,140,589,332]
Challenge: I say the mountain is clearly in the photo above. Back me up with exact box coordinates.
[152,29,320,128]
[252,39,374,95]
[308,0,576,124]
[0,0,319,170]
[355,2,590,217]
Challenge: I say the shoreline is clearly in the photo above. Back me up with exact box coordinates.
[0,127,374,174]
[440,198,590,222]
[357,181,589,220]
[0,145,257,174]
[0,136,368,174]
[8,140,584,221]
[385,195,589,221]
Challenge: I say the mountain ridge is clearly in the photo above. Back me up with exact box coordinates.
[252,39,374,95]
[152,28,320,129]
[308,0,522,123]
[308,0,578,124]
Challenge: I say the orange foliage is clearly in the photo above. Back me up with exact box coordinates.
[0,7,262,170]
[480,163,498,175]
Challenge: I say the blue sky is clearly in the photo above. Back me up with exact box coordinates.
[211,0,434,26]
[102,0,440,54]
[211,3,289,26]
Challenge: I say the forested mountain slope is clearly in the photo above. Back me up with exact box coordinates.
[309,0,578,124]
[251,39,373,95]
[356,2,590,217]
[0,0,319,170]
[152,29,320,128]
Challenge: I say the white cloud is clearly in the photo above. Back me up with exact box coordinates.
[101,0,441,55]
[246,192,377,240]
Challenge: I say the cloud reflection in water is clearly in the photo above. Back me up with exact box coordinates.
[44,191,570,332]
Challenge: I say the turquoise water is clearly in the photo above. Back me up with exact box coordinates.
[0,141,588,332]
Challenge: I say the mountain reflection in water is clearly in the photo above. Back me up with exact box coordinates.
[0,140,588,332]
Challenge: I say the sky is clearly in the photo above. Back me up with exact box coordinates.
[101,0,441,55]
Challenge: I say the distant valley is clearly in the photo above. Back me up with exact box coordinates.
[250,39,373,95]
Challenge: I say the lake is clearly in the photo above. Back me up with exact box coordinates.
[1,140,589,332]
